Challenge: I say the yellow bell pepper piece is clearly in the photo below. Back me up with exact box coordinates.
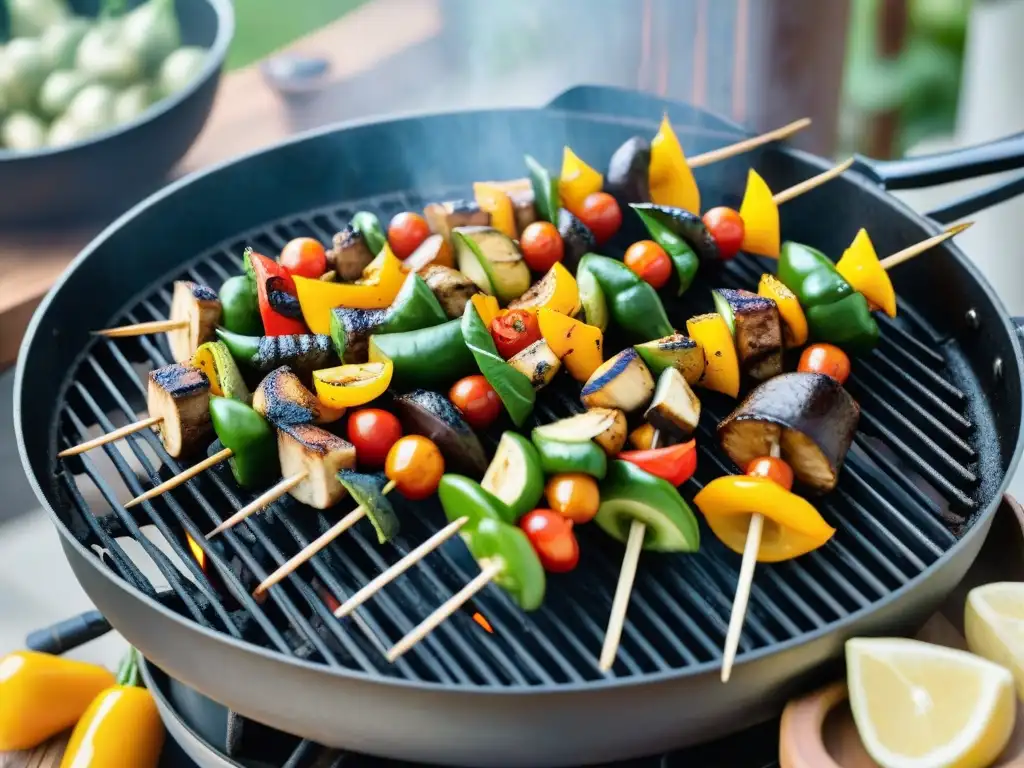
[60,685,164,768]
[685,313,739,398]
[738,169,780,258]
[558,146,604,216]
[757,274,808,347]
[693,475,835,562]
[510,262,580,316]
[537,307,604,382]
[629,422,657,450]
[836,228,897,318]
[0,651,116,751]
[313,361,394,409]
[470,294,502,329]
[474,182,517,239]
[648,115,700,214]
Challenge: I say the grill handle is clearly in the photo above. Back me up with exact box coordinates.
[26,610,113,655]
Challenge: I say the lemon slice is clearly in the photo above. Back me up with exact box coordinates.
[966,581,1024,701]
[846,637,1015,768]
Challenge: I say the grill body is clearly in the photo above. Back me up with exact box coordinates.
[15,91,1024,766]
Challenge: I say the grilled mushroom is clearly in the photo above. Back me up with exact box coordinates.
[168,280,221,362]
[712,288,783,382]
[277,424,357,509]
[327,225,375,282]
[147,363,212,457]
[420,264,481,319]
[423,200,489,241]
[717,372,860,493]
[253,366,343,427]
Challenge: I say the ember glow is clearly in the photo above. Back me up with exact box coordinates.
[186,533,206,571]
[472,612,493,634]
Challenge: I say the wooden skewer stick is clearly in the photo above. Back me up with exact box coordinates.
[720,440,780,683]
[334,516,471,619]
[772,158,855,205]
[879,221,973,271]
[689,118,812,169]
[206,472,308,539]
[57,415,163,458]
[124,448,234,508]
[386,559,504,663]
[94,319,188,338]
[253,480,398,596]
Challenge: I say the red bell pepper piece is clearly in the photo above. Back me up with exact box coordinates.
[249,251,307,336]
[618,440,697,487]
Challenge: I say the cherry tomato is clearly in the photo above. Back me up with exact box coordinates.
[798,343,851,385]
[347,408,402,468]
[577,192,622,245]
[519,221,564,272]
[387,212,431,260]
[519,509,580,573]
[624,240,672,289]
[279,237,327,279]
[385,435,445,500]
[745,456,794,491]
[702,207,745,260]
[544,473,600,524]
[449,375,502,429]
[489,309,542,359]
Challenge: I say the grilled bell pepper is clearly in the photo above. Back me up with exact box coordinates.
[192,341,250,402]
[474,182,517,239]
[618,439,697,487]
[0,651,116,751]
[313,361,393,409]
[380,272,449,332]
[835,228,897,318]
[470,293,502,329]
[805,293,880,354]
[462,302,535,427]
[757,274,808,347]
[558,146,603,216]
[218,274,263,335]
[60,648,164,768]
[368,318,476,390]
[737,169,780,258]
[537,307,603,382]
[525,154,560,223]
[577,254,673,342]
[508,262,580,317]
[693,475,835,562]
[648,115,701,215]
[685,313,740,398]
[248,250,308,336]
[439,473,517,525]
[351,211,387,255]
[632,205,700,295]
[209,395,278,488]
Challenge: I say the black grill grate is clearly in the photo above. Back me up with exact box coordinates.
[54,185,982,687]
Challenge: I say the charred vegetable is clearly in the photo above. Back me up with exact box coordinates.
[253,366,343,427]
[420,264,481,319]
[645,368,701,438]
[605,136,651,205]
[580,348,655,413]
[531,408,627,456]
[712,288,783,382]
[424,200,489,240]
[507,339,561,390]
[329,307,387,363]
[278,424,357,509]
[168,280,221,362]
[557,208,596,272]
[393,389,488,477]
[216,329,335,379]
[630,204,719,265]
[146,364,212,457]
[634,333,706,385]
[327,225,376,282]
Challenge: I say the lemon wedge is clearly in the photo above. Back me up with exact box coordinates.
[966,581,1024,701]
[846,637,1015,768]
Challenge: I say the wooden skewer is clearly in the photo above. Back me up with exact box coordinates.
[334,516,471,619]
[386,559,504,662]
[252,480,397,596]
[206,472,308,539]
[124,448,234,508]
[879,221,973,271]
[772,158,855,205]
[689,118,812,169]
[57,415,163,458]
[94,319,188,338]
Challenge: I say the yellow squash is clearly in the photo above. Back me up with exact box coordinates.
[836,228,897,318]
[537,308,603,382]
[685,313,739,398]
[757,274,808,347]
[738,169,780,258]
[648,115,701,214]
[473,182,517,239]
[557,146,603,216]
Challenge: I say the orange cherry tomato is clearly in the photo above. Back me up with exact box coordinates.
[577,192,622,245]
[489,309,542,359]
[279,238,327,279]
[624,240,672,289]
[519,509,579,573]
[519,221,564,272]
[745,456,794,491]
[702,207,745,260]
[544,473,600,524]
[385,435,444,500]
[387,212,431,260]
[798,343,851,385]
[346,408,402,468]
[449,375,502,429]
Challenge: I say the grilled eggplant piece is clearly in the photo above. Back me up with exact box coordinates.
[712,288,783,382]
[251,334,334,378]
[424,200,490,241]
[168,280,221,362]
[393,389,487,477]
[147,363,212,457]
[532,407,627,456]
[634,334,706,385]
[557,208,596,272]
[606,136,651,204]
[630,204,720,264]
[508,339,560,390]
[328,225,376,282]
[581,348,655,413]
[645,368,701,438]
[278,424,356,509]
[717,372,860,493]
[329,307,387,363]
[420,265,481,319]
[253,366,342,427]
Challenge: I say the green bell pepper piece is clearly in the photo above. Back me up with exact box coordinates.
[806,292,880,355]
[530,431,607,479]
[777,241,854,308]
[215,327,261,364]
[461,302,535,427]
[219,275,263,336]
[576,262,608,332]
[379,273,448,334]
[577,253,674,342]
[465,517,546,611]
[368,319,476,390]
[525,154,560,224]
[337,470,399,543]
[351,211,387,255]
[632,206,700,295]
[209,396,278,489]
[438,474,517,526]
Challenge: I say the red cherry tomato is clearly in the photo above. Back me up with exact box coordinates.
[489,309,542,359]
[624,240,672,289]
[387,212,431,260]
[745,456,794,491]
[279,238,327,279]
[519,221,564,272]
[798,343,851,385]
[347,408,402,468]
[519,509,579,573]
[385,435,445,500]
[702,207,745,260]
[449,375,502,429]
[577,192,622,245]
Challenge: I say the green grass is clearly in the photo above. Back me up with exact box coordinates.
[225,0,370,70]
